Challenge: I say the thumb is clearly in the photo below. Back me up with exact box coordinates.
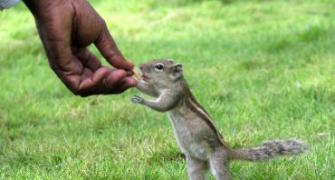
[95,27,133,70]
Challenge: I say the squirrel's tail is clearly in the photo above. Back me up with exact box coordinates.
[229,139,307,161]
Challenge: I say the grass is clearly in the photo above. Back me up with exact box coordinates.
[0,0,334,179]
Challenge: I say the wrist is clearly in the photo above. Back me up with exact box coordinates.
[22,0,64,17]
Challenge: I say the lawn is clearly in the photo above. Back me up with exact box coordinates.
[0,0,334,179]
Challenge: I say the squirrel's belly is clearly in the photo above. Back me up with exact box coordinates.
[168,114,213,159]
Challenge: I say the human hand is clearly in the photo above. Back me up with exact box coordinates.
[23,0,137,96]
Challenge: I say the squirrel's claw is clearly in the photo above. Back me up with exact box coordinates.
[131,95,144,104]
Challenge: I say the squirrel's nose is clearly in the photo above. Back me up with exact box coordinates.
[140,64,144,71]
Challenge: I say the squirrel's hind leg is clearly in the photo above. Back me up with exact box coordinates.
[186,156,208,180]
[209,150,230,180]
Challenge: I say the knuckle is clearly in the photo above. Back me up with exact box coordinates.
[114,69,127,76]
[72,89,89,97]
[99,18,107,27]
[97,67,112,77]
[70,84,91,97]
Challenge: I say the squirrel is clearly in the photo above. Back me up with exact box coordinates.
[131,60,307,180]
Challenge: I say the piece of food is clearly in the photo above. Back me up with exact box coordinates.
[132,68,142,81]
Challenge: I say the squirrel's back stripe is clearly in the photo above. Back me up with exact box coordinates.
[184,88,230,147]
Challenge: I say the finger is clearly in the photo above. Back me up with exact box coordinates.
[103,69,128,89]
[77,67,111,91]
[75,48,102,71]
[112,77,137,94]
[126,70,134,76]
[94,27,134,70]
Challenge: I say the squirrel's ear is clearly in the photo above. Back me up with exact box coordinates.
[170,64,183,80]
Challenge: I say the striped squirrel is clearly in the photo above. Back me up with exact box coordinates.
[131,60,307,180]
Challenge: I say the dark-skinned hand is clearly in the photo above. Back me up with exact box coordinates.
[23,0,137,97]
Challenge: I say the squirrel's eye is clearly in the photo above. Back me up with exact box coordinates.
[154,63,164,71]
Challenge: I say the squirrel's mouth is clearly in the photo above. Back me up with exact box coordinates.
[133,67,150,81]
[142,74,149,81]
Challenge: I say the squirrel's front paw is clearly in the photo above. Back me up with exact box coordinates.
[131,95,145,104]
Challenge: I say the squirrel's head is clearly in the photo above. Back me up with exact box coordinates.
[139,59,183,89]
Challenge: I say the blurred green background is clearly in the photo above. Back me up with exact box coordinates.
[0,0,334,179]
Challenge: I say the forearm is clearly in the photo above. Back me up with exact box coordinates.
[142,92,178,112]
[136,80,158,97]
[0,0,20,10]
[143,100,173,112]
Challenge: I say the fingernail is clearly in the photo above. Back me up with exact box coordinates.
[126,70,134,76]
[127,77,138,86]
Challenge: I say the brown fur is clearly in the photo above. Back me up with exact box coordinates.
[131,59,307,180]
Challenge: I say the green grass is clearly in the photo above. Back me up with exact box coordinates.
[0,0,334,179]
